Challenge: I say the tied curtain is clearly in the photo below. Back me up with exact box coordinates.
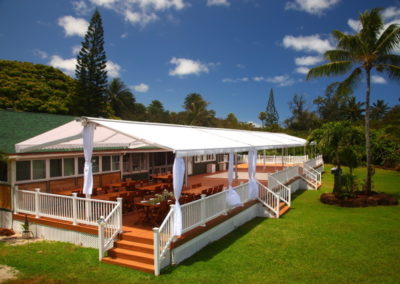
[248,150,258,199]
[82,123,95,195]
[173,157,185,236]
[226,152,242,207]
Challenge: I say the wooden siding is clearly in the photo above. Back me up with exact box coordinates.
[0,184,11,209]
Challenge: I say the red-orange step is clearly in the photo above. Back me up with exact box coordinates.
[102,256,154,274]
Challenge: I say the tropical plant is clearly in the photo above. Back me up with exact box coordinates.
[106,78,136,119]
[183,93,216,126]
[74,9,109,117]
[147,100,170,123]
[307,8,400,194]
[343,96,364,122]
[371,99,390,120]
[258,111,266,128]
[308,121,363,193]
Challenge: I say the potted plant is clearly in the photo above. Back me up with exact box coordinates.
[21,214,33,239]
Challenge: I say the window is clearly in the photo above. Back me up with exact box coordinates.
[50,159,62,178]
[102,156,111,172]
[112,155,120,171]
[63,158,75,176]
[194,154,216,163]
[16,161,30,181]
[78,157,85,175]
[0,160,7,182]
[32,160,46,180]
[92,156,99,173]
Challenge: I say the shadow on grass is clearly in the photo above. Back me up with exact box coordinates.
[291,189,307,201]
[162,217,265,274]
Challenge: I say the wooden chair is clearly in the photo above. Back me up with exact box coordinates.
[206,187,213,195]
[149,201,169,226]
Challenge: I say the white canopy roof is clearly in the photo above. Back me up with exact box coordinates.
[15,117,307,157]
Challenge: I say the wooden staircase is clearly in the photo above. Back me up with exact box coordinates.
[102,226,155,274]
[279,201,290,217]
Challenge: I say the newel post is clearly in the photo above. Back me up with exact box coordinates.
[34,188,40,218]
[72,192,78,225]
[200,194,206,226]
[13,185,19,214]
[153,227,160,276]
[97,216,105,261]
[116,197,123,231]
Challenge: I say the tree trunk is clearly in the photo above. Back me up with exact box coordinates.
[365,69,372,194]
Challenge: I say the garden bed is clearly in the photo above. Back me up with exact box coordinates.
[320,191,398,207]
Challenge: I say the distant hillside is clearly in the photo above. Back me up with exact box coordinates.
[0,60,76,114]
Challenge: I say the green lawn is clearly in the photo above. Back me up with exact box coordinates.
[1,165,399,283]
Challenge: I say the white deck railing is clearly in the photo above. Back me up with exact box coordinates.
[14,187,121,227]
[153,182,252,275]
[268,166,300,189]
[257,181,279,218]
[239,155,308,165]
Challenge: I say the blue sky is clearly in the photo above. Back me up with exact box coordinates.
[1,0,399,125]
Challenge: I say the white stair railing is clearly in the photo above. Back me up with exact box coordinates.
[305,166,321,186]
[256,181,280,218]
[268,175,291,207]
[153,206,175,276]
[302,168,318,189]
[98,198,123,260]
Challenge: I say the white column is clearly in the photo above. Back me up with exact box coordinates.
[83,123,95,195]
[173,157,185,236]
[226,152,242,208]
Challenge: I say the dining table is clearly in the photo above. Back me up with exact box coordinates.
[182,185,211,195]
[135,182,168,192]
[134,201,160,224]
[150,174,172,181]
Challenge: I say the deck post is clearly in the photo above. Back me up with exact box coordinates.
[34,188,40,218]
[13,186,19,214]
[72,193,78,225]
[116,197,123,231]
[200,194,206,226]
[153,227,160,276]
[98,219,105,261]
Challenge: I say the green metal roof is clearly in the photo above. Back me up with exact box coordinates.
[0,109,75,154]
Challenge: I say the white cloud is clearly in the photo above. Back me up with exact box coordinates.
[207,0,230,7]
[371,75,387,84]
[58,15,89,37]
[120,32,128,38]
[132,83,150,93]
[169,57,209,76]
[49,55,77,76]
[106,61,121,78]
[285,0,340,15]
[72,0,91,15]
[283,34,334,54]
[295,66,310,74]
[72,45,81,55]
[382,6,400,21]
[33,49,48,59]
[222,77,249,83]
[236,63,245,69]
[90,0,186,27]
[347,18,360,32]
[294,55,323,66]
[253,75,295,87]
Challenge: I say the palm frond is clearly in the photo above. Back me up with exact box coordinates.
[381,64,400,80]
[375,24,400,55]
[359,8,384,49]
[324,50,353,62]
[376,54,400,66]
[307,61,353,80]
[332,30,360,52]
[335,68,362,96]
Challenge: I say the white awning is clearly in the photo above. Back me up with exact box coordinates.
[15,117,307,157]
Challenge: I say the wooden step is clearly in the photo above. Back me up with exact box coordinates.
[279,205,290,216]
[279,202,286,209]
[108,247,154,264]
[120,232,153,245]
[102,256,154,274]
[114,240,153,254]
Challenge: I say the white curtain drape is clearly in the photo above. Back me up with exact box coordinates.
[226,152,242,207]
[83,123,95,195]
[173,157,185,236]
[248,149,258,199]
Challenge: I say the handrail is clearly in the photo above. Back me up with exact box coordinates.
[256,181,280,218]
[302,168,318,189]
[305,166,321,184]
[268,175,291,207]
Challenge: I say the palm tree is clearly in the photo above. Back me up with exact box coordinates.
[106,78,136,119]
[343,96,364,122]
[258,111,266,128]
[371,99,390,120]
[307,8,400,194]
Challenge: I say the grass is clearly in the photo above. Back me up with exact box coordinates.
[1,165,399,283]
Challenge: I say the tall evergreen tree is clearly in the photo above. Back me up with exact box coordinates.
[74,9,108,117]
[265,88,279,127]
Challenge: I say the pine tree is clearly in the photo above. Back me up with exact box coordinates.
[265,88,279,127]
[74,9,108,117]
